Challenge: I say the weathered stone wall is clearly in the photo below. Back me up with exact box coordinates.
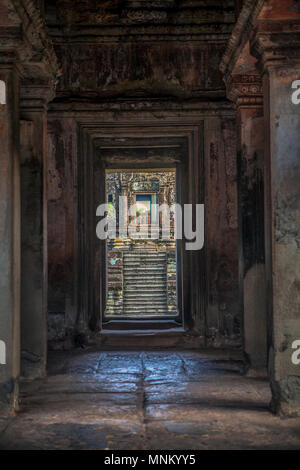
[0,0,60,409]
[220,0,300,413]
[205,117,240,347]
[264,66,300,414]
[47,118,78,348]
[0,66,20,411]
[220,28,268,372]
[54,42,226,100]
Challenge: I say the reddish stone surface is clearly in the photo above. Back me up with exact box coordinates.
[47,118,77,325]
[259,0,300,19]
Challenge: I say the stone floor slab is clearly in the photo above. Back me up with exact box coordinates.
[0,349,299,450]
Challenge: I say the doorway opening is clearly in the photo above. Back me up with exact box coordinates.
[104,169,180,325]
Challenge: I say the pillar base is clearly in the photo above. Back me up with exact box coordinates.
[271,377,300,417]
[21,351,46,380]
[0,379,19,415]
[245,367,268,378]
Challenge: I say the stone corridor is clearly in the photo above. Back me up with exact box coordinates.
[0,350,300,450]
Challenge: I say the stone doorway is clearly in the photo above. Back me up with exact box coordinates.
[76,125,204,337]
[105,170,179,323]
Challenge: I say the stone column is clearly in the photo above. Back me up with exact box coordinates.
[252,18,300,414]
[224,49,267,375]
[20,83,54,379]
[0,65,21,411]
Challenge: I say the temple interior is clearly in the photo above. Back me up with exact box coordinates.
[0,0,299,450]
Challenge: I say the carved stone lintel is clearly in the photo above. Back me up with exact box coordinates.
[54,0,235,29]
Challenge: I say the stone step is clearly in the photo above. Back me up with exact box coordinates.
[124,287,166,291]
[124,262,165,266]
[124,291,167,298]
[124,286,166,291]
[124,284,166,289]
[123,310,169,315]
[124,269,166,273]
[124,267,166,271]
[124,264,166,269]
[124,284,166,288]
[124,293,167,298]
[124,267,166,272]
[123,309,168,315]
[123,291,167,297]
[124,292,167,297]
[125,271,166,276]
[123,301,167,307]
[123,301,168,307]
[123,313,169,318]
[122,250,168,317]
[123,260,166,266]
[125,282,166,285]
[125,278,166,282]
[123,286,167,290]
[123,254,166,260]
[123,309,168,314]
[124,274,166,279]
[124,258,167,262]
[124,276,166,281]
[124,251,166,255]
[124,253,166,256]
[124,279,166,284]
[125,265,165,270]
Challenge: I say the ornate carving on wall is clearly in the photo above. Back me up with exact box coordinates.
[0,0,60,90]
[226,73,263,105]
[107,172,175,208]
[45,0,236,100]
[54,42,227,98]
[133,181,160,192]
[51,0,235,28]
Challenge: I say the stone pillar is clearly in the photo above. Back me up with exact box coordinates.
[20,83,54,379]
[224,47,267,375]
[252,14,300,414]
[0,65,21,412]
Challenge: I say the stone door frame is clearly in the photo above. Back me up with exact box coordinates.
[77,118,206,334]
